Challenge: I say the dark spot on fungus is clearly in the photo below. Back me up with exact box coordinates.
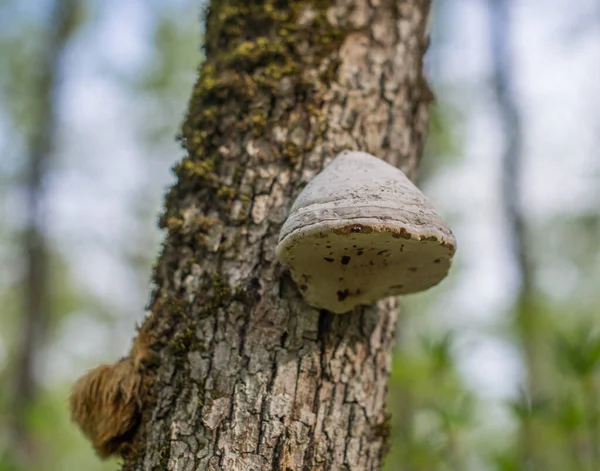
[408,267,418,272]
[357,250,363,256]
[441,241,456,253]
[392,227,412,239]
[434,258,441,264]
[324,257,334,263]
[326,245,331,249]
[341,256,351,265]
[400,245,404,252]
[390,284,404,290]
[337,289,350,301]
[299,284,307,291]
[377,250,388,255]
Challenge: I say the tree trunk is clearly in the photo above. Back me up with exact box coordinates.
[112,1,431,469]
[11,0,77,467]
[487,1,545,468]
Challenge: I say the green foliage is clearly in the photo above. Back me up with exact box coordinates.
[0,1,202,470]
[0,386,119,471]
[418,99,465,182]
[555,324,600,378]
[385,315,600,471]
[385,333,474,471]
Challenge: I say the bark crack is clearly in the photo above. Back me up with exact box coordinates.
[121,1,432,469]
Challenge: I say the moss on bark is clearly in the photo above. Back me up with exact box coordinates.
[120,1,432,469]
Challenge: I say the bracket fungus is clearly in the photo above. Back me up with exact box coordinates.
[276,150,456,314]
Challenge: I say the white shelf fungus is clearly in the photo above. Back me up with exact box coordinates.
[276,150,457,314]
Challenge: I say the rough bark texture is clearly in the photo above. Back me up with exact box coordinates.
[124,1,431,469]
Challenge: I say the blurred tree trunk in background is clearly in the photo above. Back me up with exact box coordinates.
[124,1,433,469]
[10,0,78,467]
[488,0,544,468]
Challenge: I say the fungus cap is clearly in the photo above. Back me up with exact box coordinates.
[276,150,456,314]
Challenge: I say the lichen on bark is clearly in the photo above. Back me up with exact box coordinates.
[122,1,432,469]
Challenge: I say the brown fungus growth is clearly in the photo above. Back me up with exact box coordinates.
[276,150,457,314]
[69,359,142,458]
[69,330,157,458]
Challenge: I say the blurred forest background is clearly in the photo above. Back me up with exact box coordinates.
[0,0,599,470]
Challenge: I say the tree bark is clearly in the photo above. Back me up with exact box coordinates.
[124,1,432,469]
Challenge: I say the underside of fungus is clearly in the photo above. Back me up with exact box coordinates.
[276,150,456,314]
